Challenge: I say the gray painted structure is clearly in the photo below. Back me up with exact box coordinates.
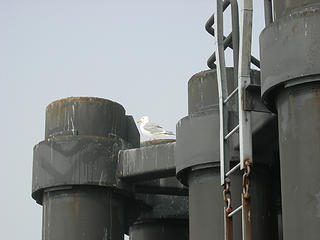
[31,1,320,239]
[260,1,320,239]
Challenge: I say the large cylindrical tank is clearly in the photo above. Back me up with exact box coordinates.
[260,1,320,239]
[32,97,139,240]
[176,69,279,240]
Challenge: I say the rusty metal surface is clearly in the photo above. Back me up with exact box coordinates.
[241,194,251,240]
[45,97,126,138]
[42,186,125,240]
[260,5,320,111]
[44,97,140,147]
[187,166,277,240]
[118,142,176,181]
[224,178,233,240]
[224,207,233,240]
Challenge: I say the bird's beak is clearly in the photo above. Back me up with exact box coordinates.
[137,120,142,123]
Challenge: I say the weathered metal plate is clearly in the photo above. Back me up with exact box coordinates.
[118,142,176,181]
[32,136,130,204]
[45,97,126,139]
[188,69,236,115]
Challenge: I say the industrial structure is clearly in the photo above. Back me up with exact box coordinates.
[32,1,320,239]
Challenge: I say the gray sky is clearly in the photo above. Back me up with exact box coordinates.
[1,0,264,239]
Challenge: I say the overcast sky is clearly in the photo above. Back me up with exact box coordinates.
[1,0,264,239]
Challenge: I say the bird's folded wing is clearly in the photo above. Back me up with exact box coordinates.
[143,122,166,134]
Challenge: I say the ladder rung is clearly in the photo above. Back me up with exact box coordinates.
[224,124,239,140]
[226,162,241,176]
[224,87,238,104]
[228,205,242,217]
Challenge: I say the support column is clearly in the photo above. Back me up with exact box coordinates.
[260,2,320,239]
[32,97,139,240]
[177,69,279,240]
[276,82,320,239]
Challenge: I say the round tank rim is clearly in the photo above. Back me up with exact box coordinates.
[46,96,125,112]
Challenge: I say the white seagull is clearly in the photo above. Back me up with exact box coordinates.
[137,116,175,140]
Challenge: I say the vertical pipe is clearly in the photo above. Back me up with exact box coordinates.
[276,82,320,240]
[188,165,278,240]
[42,187,124,240]
[188,168,225,240]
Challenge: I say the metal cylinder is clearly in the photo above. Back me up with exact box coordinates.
[188,165,278,240]
[177,69,280,239]
[261,1,320,239]
[45,97,127,140]
[42,187,124,240]
[32,97,139,240]
[276,82,320,240]
[129,220,188,240]
[188,168,224,239]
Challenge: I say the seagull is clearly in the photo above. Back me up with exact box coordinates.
[137,116,175,140]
